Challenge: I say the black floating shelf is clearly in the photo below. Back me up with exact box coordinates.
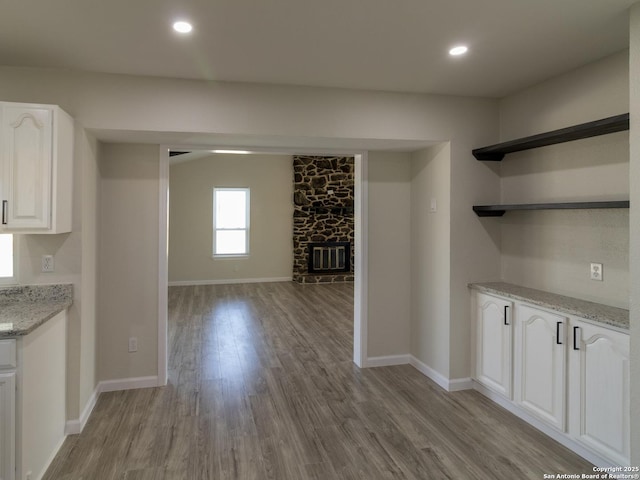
[472,114,629,161]
[473,201,630,217]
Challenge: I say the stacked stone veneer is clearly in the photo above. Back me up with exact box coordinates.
[293,156,355,283]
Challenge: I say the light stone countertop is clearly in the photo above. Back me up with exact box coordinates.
[0,284,73,337]
[469,282,629,331]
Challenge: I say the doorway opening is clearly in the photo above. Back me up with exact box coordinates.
[156,148,368,386]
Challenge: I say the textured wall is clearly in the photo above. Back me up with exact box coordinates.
[292,156,354,283]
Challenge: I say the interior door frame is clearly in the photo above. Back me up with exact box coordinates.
[156,146,368,385]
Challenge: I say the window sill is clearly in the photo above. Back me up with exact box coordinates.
[212,254,249,260]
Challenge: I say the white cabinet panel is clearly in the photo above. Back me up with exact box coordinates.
[514,305,566,430]
[1,105,52,230]
[474,293,513,398]
[0,102,73,234]
[0,372,15,480]
[569,319,630,466]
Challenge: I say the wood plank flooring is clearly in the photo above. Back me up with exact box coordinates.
[44,282,593,479]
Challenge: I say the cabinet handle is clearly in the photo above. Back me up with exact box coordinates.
[573,326,580,350]
[504,305,509,326]
[556,321,563,345]
[1,201,6,225]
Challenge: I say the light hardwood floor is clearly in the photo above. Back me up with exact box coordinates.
[44,282,592,479]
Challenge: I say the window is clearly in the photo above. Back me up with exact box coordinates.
[213,188,249,256]
[0,234,15,285]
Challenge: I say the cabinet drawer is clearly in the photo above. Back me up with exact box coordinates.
[0,339,16,369]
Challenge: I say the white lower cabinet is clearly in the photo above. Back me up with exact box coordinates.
[514,305,566,431]
[474,293,513,398]
[0,339,16,480]
[472,290,630,466]
[568,318,630,466]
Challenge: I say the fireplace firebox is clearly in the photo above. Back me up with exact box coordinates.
[307,242,351,274]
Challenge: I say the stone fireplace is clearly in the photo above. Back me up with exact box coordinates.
[293,156,354,283]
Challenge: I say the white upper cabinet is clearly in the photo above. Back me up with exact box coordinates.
[0,102,73,233]
[514,305,567,431]
[474,292,513,398]
[568,318,630,466]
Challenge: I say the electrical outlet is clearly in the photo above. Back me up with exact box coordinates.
[590,263,603,281]
[26,472,32,480]
[41,255,54,272]
[128,337,138,352]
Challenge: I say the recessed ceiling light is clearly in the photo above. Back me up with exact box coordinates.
[449,45,468,56]
[173,21,193,34]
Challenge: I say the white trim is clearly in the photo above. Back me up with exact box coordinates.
[98,375,159,393]
[168,277,292,286]
[65,376,160,435]
[364,354,410,368]
[409,355,473,392]
[353,153,367,367]
[64,385,99,435]
[473,381,617,468]
[158,147,169,387]
[447,377,474,392]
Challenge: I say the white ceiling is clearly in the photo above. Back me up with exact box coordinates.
[0,0,634,98]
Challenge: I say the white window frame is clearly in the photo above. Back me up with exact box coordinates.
[212,187,250,258]
[0,234,16,285]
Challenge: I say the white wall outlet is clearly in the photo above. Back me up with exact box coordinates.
[41,255,54,272]
[590,263,603,281]
[430,198,437,213]
[128,337,138,352]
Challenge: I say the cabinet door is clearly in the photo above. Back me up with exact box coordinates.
[1,104,53,230]
[514,305,566,430]
[569,319,629,466]
[475,293,513,398]
[0,372,15,480]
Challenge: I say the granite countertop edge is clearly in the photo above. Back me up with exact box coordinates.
[0,284,73,338]
[468,282,629,331]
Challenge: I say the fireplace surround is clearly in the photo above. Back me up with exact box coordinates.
[292,156,354,283]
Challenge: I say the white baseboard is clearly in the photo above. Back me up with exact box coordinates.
[409,355,473,392]
[447,377,474,392]
[65,385,100,435]
[364,354,410,368]
[168,277,292,286]
[65,377,159,434]
[98,375,160,393]
[472,381,616,468]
